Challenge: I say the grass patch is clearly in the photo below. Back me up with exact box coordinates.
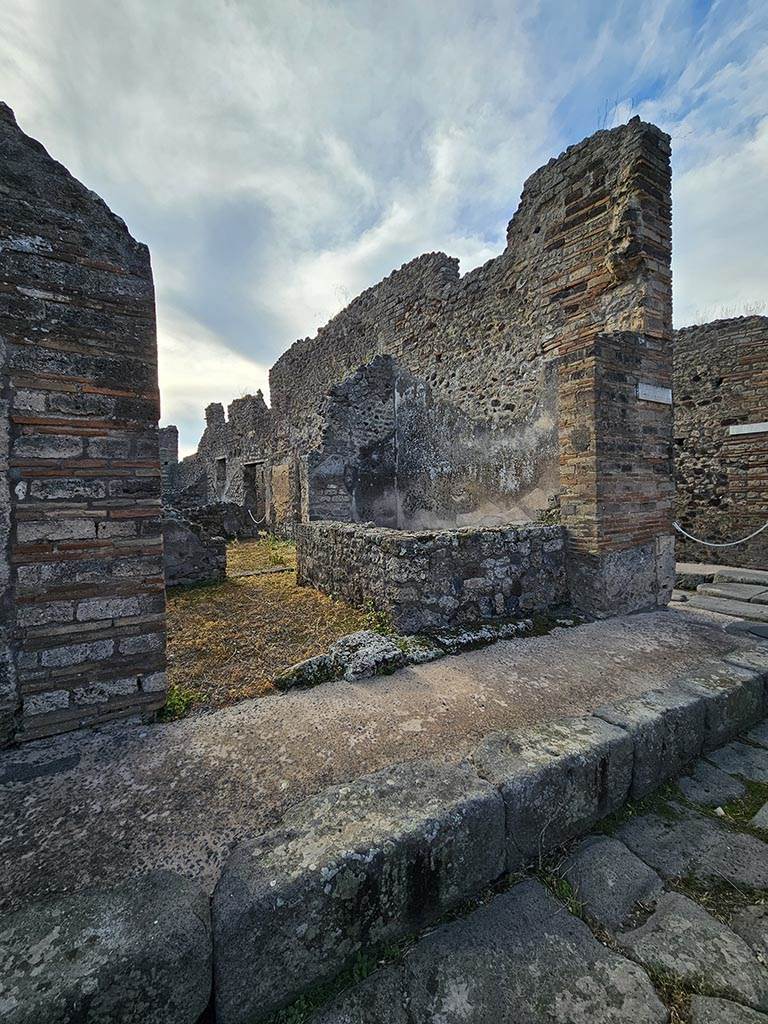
[721,777,768,828]
[158,683,198,722]
[166,538,370,711]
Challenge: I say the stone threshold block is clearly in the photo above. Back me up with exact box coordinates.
[212,760,505,1024]
[471,715,633,869]
[0,870,211,1024]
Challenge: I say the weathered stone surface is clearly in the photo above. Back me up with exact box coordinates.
[616,805,768,889]
[691,997,768,1024]
[709,742,768,784]
[674,318,768,573]
[731,906,768,963]
[309,967,409,1024]
[405,880,665,1023]
[745,723,768,749]
[595,685,706,798]
[299,522,567,634]
[273,653,341,691]
[563,835,663,929]
[213,759,505,1024]
[0,102,167,745]
[679,665,765,752]
[678,759,747,807]
[751,803,768,829]
[689,596,768,622]
[162,512,226,587]
[620,893,768,1010]
[700,584,768,604]
[0,870,211,1024]
[329,630,407,680]
[472,715,633,867]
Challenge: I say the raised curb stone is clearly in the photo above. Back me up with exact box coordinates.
[329,630,407,680]
[212,759,505,1024]
[312,879,667,1024]
[678,759,747,807]
[563,835,663,929]
[691,997,768,1024]
[0,870,211,1024]
[679,665,766,752]
[620,892,768,1011]
[616,805,768,890]
[594,685,706,798]
[472,715,632,868]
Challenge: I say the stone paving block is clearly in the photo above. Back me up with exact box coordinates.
[401,879,666,1024]
[616,805,768,889]
[595,685,706,798]
[562,835,663,929]
[691,996,768,1024]
[709,742,768,784]
[620,892,768,1011]
[679,666,765,752]
[726,623,768,641]
[212,759,505,1024]
[678,760,747,807]
[0,870,211,1024]
[472,715,632,867]
[688,596,768,623]
[309,967,409,1024]
[716,570,768,587]
[731,906,768,963]
[751,804,768,829]
[745,722,768,749]
[699,584,768,604]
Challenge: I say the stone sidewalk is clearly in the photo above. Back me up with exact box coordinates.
[312,722,768,1024]
[0,609,757,914]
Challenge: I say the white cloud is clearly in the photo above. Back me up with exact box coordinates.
[157,310,269,458]
[1,0,767,451]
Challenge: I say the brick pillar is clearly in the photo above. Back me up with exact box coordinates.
[0,103,167,744]
[554,118,674,615]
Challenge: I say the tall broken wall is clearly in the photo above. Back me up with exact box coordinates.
[0,103,167,745]
[674,317,768,569]
[275,118,674,614]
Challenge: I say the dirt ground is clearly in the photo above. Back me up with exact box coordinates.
[165,538,370,712]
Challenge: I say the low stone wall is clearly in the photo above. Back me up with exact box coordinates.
[170,501,259,540]
[295,521,567,633]
[161,512,226,588]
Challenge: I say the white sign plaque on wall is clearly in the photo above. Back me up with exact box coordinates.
[637,382,673,405]
[728,422,768,436]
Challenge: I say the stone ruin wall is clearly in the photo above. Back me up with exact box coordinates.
[673,316,768,570]
[296,521,567,633]
[166,117,673,614]
[0,104,166,745]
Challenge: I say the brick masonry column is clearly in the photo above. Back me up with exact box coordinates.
[0,103,167,744]
[553,119,674,615]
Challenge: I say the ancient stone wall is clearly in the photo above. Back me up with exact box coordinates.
[0,103,166,745]
[172,117,673,612]
[296,521,567,633]
[162,510,226,588]
[158,424,178,496]
[674,317,768,569]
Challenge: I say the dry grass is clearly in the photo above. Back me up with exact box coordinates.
[165,538,369,713]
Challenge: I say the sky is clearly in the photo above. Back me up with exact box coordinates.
[1,1,766,456]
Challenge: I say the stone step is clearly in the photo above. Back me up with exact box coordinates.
[698,583,768,604]
[687,594,768,622]
[715,568,768,587]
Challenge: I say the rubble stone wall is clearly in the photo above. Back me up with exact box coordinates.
[0,103,166,745]
[162,511,226,588]
[296,521,567,633]
[674,316,768,569]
